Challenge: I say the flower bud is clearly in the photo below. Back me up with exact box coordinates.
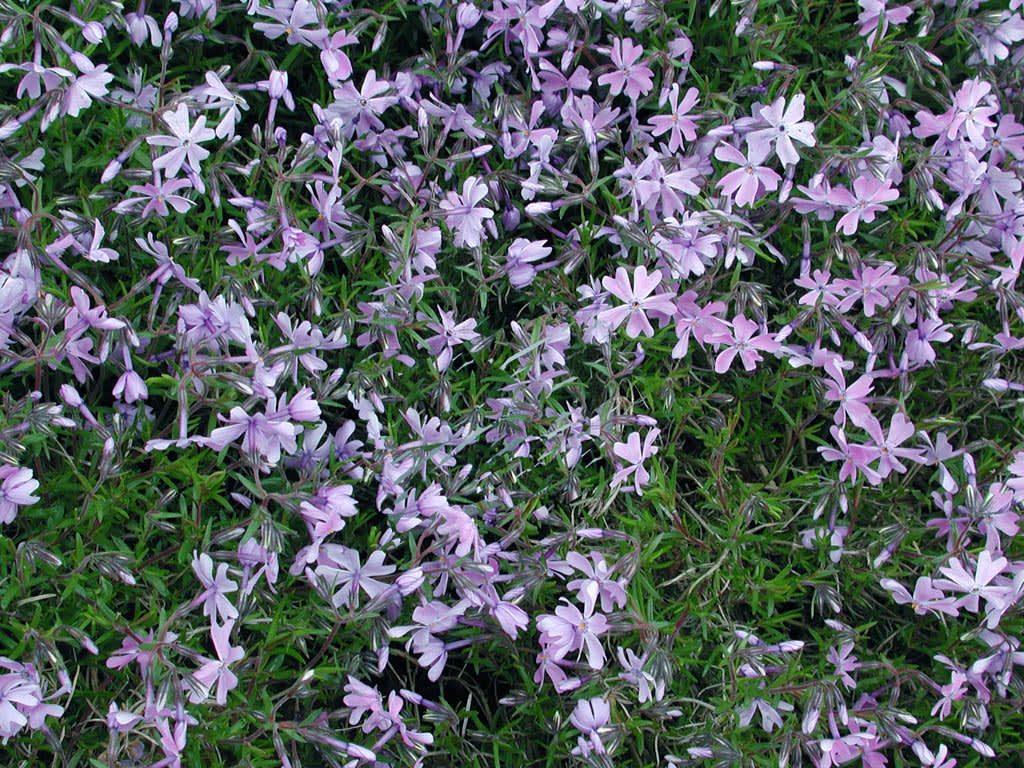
[456,3,482,28]
[267,70,289,99]
[82,21,106,43]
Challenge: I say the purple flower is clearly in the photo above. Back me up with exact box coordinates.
[439,176,493,249]
[152,717,187,768]
[189,619,244,706]
[0,465,39,525]
[835,263,906,317]
[936,550,1008,614]
[714,315,780,373]
[116,173,195,217]
[857,0,912,45]
[319,30,357,83]
[598,37,654,101]
[569,696,610,756]
[0,59,70,100]
[505,237,552,288]
[312,545,395,610]
[536,58,590,110]
[147,103,216,178]
[106,630,175,673]
[343,676,384,731]
[826,642,860,689]
[561,95,621,153]
[598,266,676,339]
[648,84,700,153]
[436,503,484,559]
[533,647,579,692]
[252,0,326,46]
[828,175,900,236]
[106,701,143,733]
[948,78,998,148]
[905,317,953,366]
[0,672,38,743]
[715,141,781,206]
[747,92,816,167]
[204,406,299,466]
[565,551,628,613]
[390,600,466,682]
[419,309,480,372]
[501,100,557,161]
[617,647,665,703]
[300,484,358,539]
[738,695,793,733]
[930,672,968,720]
[76,220,118,263]
[536,599,609,670]
[113,370,148,403]
[824,371,874,428]
[330,69,397,138]
[818,425,883,486]
[62,58,113,118]
[611,428,660,494]
[862,412,925,479]
[192,551,239,624]
[881,576,959,617]
[672,293,730,358]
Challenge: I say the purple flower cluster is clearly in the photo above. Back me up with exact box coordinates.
[0,0,1021,765]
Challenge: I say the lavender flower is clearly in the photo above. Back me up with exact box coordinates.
[0,465,39,525]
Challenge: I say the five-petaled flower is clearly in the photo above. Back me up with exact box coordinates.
[439,176,493,249]
[598,37,654,101]
[714,315,780,373]
[597,266,676,338]
[829,175,900,235]
[192,551,239,624]
[419,309,480,372]
[611,428,660,494]
[0,465,39,525]
[536,599,609,670]
[147,103,216,178]
[715,141,782,206]
[746,92,817,167]
[189,619,244,706]
[648,84,700,153]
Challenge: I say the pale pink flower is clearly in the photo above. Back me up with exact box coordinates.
[203,405,299,466]
[63,58,113,118]
[565,551,627,613]
[829,175,900,236]
[419,309,480,372]
[0,465,39,525]
[648,84,700,153]
[189,619,244,706]
[537,600,609,670]
[824,372,875,428]
[617,647,665,703]
[147,103,216,178]
[611,429,660,494]
[936,550,1008,613]
[747,92,816,167]
[597,266,676,339]
[330,69,397,137]
[862,411,925,479]
[597,37,653,101]
[715,141,781,206]
[192,551,239,624]
[439,176,493,249]
[570,696,610,756]
[714,315,780,373]
[313,545,395,610]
